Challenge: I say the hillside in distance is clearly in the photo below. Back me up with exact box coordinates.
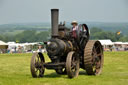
[0,23,50,35]
[86,22,128,35]
[0,22,128,35]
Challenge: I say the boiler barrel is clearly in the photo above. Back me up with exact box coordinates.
[46,39,73,56]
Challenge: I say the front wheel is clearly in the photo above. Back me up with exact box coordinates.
[66,51,80,78]
[30,52,45,78]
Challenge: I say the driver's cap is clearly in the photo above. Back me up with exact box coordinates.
[71,21,78,25]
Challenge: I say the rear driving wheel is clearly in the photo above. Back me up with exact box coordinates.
[66,51,80,78]
[84,40,104,75]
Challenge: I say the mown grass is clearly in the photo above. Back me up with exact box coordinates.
[0,52,128,85]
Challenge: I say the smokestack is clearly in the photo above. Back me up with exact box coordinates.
[51,9,59,38]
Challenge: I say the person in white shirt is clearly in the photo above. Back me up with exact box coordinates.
[71,21,78,38]
[37,44,47,53]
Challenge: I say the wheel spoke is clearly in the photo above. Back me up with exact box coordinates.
[93,46,97,54]
[97,53,102,57]
[95,44,100,50]
[92,46,98,57]
[92,45,102,62]
[72,57,75,62]
[35,62,39,68]
[96,61,101,69]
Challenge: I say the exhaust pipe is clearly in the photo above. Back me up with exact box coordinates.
[51,9,59,38]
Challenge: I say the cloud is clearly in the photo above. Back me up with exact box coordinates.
[0,0,4,4]
[123,0,128,9]
[124,0,128,2]
[0,0,128,24]
[0,0,4,7]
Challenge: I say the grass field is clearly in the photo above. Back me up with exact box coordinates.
[0,52,128,85]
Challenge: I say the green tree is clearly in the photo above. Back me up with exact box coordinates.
[15,30,37,43]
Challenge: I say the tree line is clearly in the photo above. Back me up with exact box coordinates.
[0,27,128,43]
[90,27,128,42]
[0,30,50,43]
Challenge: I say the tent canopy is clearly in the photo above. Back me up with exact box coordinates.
[99,40,114,45]
[113,42,128,45]
[0,40,8,45]
[0,40,8,49]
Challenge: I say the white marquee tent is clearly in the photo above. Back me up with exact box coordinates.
[0,40,8,49]
[99,40,114,51]
[99,40,114,46]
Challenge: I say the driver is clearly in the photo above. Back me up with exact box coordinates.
[71,21,78,38]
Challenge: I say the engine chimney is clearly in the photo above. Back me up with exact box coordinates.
[51,9,59,38]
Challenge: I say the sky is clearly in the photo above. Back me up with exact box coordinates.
[0,0,128,24]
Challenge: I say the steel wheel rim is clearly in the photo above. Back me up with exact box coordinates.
[66,51,79,78]
[92,44,103,75]
[31,53,45,78]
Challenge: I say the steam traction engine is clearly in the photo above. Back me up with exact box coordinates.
[30,9,104,78]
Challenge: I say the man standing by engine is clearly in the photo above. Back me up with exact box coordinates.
[71,21,78,38]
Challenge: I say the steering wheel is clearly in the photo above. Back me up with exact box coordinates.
[76,24,89,50]
[76,24,83,42]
